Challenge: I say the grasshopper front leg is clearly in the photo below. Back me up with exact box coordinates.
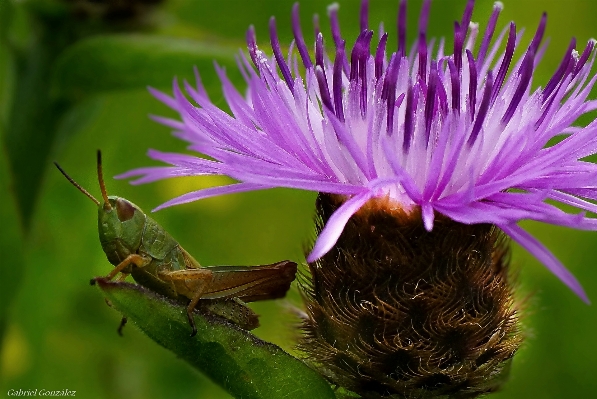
[91,254,151,335]
[159,268,214,337]
[105,254,151,280]
[91,253,151,286]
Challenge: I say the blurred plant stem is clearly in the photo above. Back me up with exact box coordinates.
[4,5,71,231]
[2,0,165,231]
[0,0,165,365]
[2,3,104,350]
[0,125,25,361]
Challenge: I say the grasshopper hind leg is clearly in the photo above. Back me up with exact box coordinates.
[158,268,214,337]
[186,308,198,337]
[101,294,130,336]
[117,317,128,336]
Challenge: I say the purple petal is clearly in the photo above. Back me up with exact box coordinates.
[500,223,589,303]
[307,191,373,262]
[153,183,272,211]
[422,203,434,231]
[148,86,178,110]
[148,115,186,130]
[291,3,313,69]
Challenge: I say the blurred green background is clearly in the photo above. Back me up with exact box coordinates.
[1,0,596,398]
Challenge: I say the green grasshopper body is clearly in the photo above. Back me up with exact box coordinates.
[55,152,297,336]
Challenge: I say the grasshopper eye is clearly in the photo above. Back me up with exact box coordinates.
[116,198,136,222]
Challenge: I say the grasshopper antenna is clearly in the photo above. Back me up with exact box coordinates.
[96,150,112,210]
[54,162,101,206]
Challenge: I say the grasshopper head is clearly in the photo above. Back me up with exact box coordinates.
[98,196,146,265]
[55,151,147,266]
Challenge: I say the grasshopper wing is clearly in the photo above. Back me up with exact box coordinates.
[159,261,297,335]
[206,260,298,302]
[162,261,298,302]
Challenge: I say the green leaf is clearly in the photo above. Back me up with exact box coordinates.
[95,279,336,399]
[51,35,238,99]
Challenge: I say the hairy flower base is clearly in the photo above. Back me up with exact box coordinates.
[300,194,521,398]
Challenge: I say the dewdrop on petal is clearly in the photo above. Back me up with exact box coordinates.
[119,0,597,396]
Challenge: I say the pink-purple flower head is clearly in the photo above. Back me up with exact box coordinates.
[119,0,597,302]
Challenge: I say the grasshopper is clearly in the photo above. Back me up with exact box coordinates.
[54,151,297,336]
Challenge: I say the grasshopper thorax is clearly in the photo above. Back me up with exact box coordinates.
[98,196,147,267]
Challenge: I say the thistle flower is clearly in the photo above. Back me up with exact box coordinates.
[120,0,597,396]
